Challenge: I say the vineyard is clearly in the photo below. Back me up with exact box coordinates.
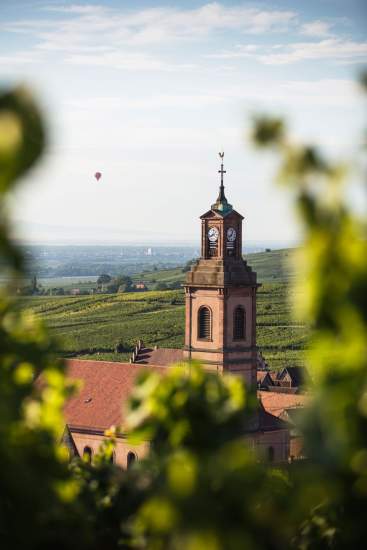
[19,280,307,369]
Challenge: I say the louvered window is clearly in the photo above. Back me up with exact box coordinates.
[233,306,245,340]
[198,307,211,340]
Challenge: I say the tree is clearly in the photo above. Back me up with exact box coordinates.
[55,287,65,295]
[31,274,38,293]
[104,281,117,293]
[114,340,126,353]
[116,275,133,292]
[97,273,111,287]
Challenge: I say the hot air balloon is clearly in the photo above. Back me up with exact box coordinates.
[94,171,102,181]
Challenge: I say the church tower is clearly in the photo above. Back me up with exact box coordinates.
[183,153,259,389]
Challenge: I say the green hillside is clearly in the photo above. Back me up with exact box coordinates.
[245,248,295,282]
[30,247,294,293]
[131,267,184,288]
[18,248,304,369]
[19,282,307,370]
[129,247,295,289]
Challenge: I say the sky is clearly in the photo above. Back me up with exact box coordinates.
[1,0,366,245]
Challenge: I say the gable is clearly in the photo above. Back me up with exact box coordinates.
[200,208,244,220]
[200,209,224,220]
[276,367,306,387]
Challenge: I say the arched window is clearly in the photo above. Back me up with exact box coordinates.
[268,446,274,462]
[198,306,211,340]
[83,446,92,463]
[127,451,137,469]
[233,306,246,340]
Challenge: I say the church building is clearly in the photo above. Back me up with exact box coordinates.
[63,155,297,467]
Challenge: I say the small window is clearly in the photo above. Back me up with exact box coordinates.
[198,306,211,340]
[83,446,92,463]
[110,451,115,464]
[268,446,274,462]
[233,306,246,340]
[127,451,137,469]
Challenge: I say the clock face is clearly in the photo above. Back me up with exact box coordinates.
[208,227,219,242]
[227,227,237,242]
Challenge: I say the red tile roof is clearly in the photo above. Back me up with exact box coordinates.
[62,359,301,435]
[134,347,184,366]
[64,359,166,431]
[257,407,288,431]
[258,390,308,418]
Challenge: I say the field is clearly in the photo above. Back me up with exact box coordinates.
[19,290,186,363]
[133,248,295,286]
[19,270,307,370]
[10,248,295,294]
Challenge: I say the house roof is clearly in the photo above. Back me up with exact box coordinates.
[64,359,166,431]
[257,371,274,385]
[266,386,299,395]
[62,359,300,435]
[257,407,288,431]
[134,347,184,366]
[258,390,309,418]
[257,371,267,382]
[275,366,307,386]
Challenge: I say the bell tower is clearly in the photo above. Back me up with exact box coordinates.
[183,153,259,389]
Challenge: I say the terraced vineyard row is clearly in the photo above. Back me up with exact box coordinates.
[19,282,307,368]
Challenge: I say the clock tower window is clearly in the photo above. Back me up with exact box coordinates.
[233,306,246,340]
[198,306,212,340]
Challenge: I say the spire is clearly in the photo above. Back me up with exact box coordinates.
[211,151,232,214]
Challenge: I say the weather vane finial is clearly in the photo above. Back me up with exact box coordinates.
[212,151,232,213]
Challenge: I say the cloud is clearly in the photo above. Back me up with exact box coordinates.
[43,4,106,15]
[300,20,333,37]
[266,79,362,107]
[0,51,42,66]
[208,38,367,65]
[5,3,296,53]
[64,93,227,111]
[66,51,196,71]
[205,44,260,60]
[262,38,367,65]
[62,79,362,121]
[0,3,298,74]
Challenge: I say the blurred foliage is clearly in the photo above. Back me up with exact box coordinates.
[1,76,366,550]
[252,91,367,547]
[0,86,89,549]
[123,365,294,549]
[0,87,45,273]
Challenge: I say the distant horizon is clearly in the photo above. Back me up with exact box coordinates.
[14,237,297,250]
[10,219,298,248]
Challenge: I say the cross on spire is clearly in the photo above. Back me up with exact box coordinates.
[218,151,226,186]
